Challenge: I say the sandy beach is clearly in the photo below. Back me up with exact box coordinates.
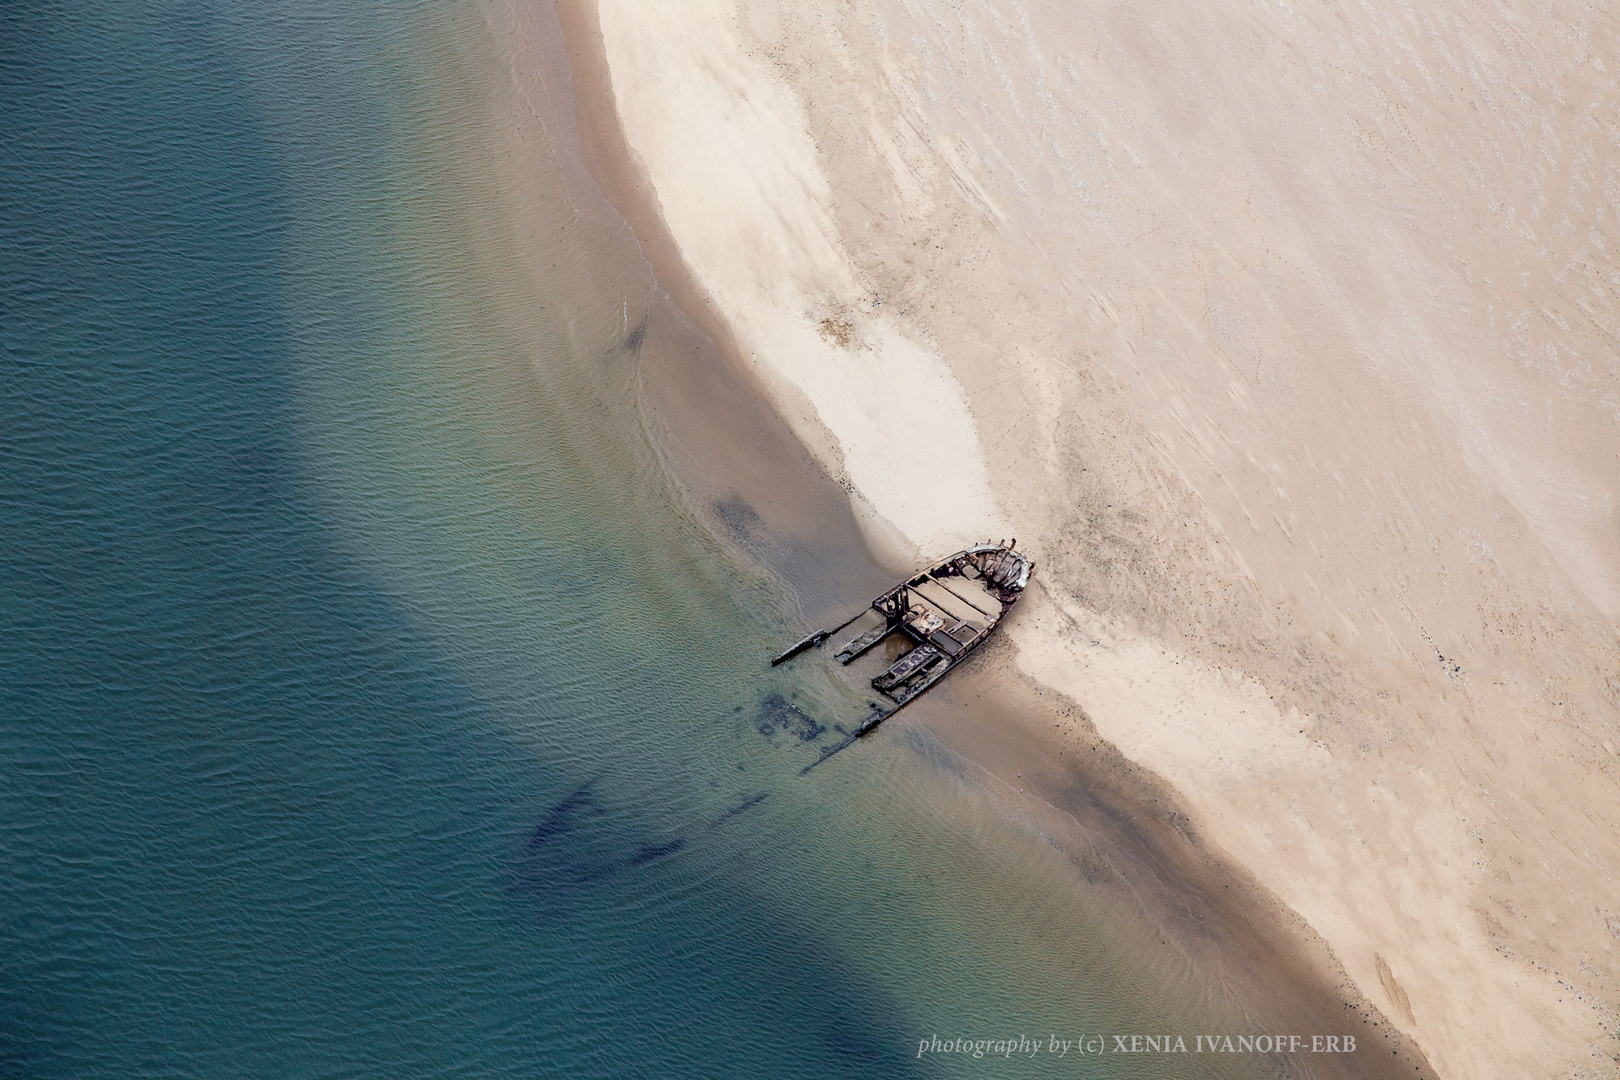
[533,2,1620,1077]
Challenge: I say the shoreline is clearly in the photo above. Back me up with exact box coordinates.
[537,3,1435,1078]
[541,0,897,615]
[573,5,1620,1080]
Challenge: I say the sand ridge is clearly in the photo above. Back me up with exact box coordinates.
[588,2,1620,1077]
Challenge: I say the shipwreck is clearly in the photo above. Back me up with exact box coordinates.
[771,541,1033,770]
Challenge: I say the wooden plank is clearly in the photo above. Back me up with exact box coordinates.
[927,574,1000,619]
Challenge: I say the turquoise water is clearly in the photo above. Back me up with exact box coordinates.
[2,6,1269,1078]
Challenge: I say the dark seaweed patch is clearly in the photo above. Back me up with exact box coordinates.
[628,838,686,867]
[713,494,764,545]
[508,781,626,897]
[624,319,646,353]
[709,792,768,828]
[754,693,824,742]
[527,780,607,851]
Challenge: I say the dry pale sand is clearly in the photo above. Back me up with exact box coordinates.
[583,2,1620,1077]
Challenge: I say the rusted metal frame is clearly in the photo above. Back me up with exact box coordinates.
[800,657,947,775]
[784,543,1035,775]
[770,604,878,666]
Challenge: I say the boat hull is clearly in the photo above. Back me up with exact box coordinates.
[845,543,1033,709]
[775,543,1033,773]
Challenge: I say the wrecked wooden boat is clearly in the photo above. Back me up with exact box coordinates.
[772,542,1033,769]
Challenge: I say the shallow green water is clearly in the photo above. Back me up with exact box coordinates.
[1,5,1272,1077]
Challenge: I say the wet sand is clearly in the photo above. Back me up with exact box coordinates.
[478,1,889,617]
[511,2,1443,1077]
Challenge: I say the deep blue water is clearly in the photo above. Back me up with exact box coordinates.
[2,6,1266,1079]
